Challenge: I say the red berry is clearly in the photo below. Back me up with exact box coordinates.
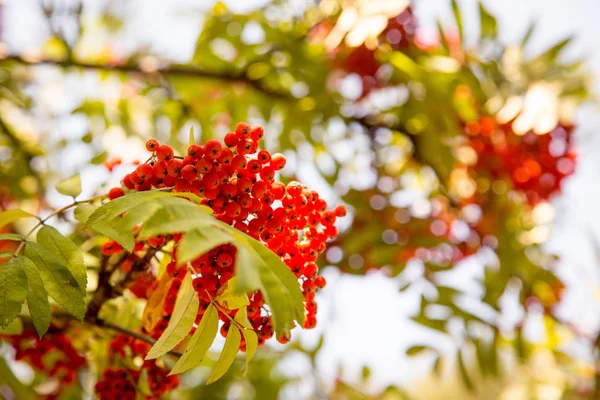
[156,144,174,162]
[235,122,251,138]
[204,139,222,160]
[108,187,125,200]
[187,144,204,159]
[146,139,159,152]
[250,125,265,141]
[181,165,197,182]
[224,132,239,147]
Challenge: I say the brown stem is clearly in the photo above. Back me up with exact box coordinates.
[0,54,290,99]
[97,319,182,358]
[86,248,158,322]
[17,313,182,358]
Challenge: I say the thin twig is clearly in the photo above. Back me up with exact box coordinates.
[97,319,182,358]
[0,54,291,99]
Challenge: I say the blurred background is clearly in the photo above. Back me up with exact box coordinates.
[2,0,600,399]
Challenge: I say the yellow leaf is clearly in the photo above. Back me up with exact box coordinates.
[142,273,173,332]
[215,277,249,310]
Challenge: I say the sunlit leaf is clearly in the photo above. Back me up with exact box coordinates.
[0,233,24,242]
[0,317,23,335]
[234,307,257,374]
[17,256,50,337]
[55,173,82,198]
[0,209,35,229]
[142,273,174,332]
[479,2,497,40]
[451,0,463,44]
[37,226,87,293]
[24,242,85,320]
[215,277,249,310]
[0,258,28,328]
[170,303,219,375]
[206,324,241,384]
[176,228,232,266]
[146,273,199,359]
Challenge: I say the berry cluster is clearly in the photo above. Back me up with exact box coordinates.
[106,122,344,347]
[466,117,576,205]
[321,7,417,97]
[95,334,178,400]
[3,329,85,397]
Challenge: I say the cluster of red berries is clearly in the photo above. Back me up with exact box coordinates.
[466,117,576,205]
[95,334,178,400]
[315,7,417,97]
[105,122,344,347]
[3,329,85,396]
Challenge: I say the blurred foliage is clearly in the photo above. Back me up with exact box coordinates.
[0,0,598,399]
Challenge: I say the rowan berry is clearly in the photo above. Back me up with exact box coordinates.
[235,122,251,137]
[146,139,159,152]
[108,187,125,200]
[156,144,174,162]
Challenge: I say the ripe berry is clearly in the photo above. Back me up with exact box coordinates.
[108,187,125,200]
[167,159,183,177]
[314,276,326,289]
[204,139,223,160]
[181,164,197,182]
[146,139,159,152]
[257,150,271,164]
[225,202,242,218]
[271,153,286,170]
[250,125,265,141]
[156,144,174,162]
[187,144,204,159]
[136,163,154,180]
[235,122,251,137]
[153,160,169,178]
[224,132,239,147]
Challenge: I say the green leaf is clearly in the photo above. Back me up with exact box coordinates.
[235,307,257,374]
[176,228,232,266]
[521,21,536,47]
[389,51,421,79]
[0,209,35,229]
[24,242,85,320]
[436,19,450,54]
[91,151,108,165]
[458,349,475,391]
[479,2,497,40]
[15,256,50,337]
[137,202,215,241]
[146,273,199,360]
[170,303,219,375]
[55,173,82,198]
[37,226,87,293]
[451,0,463,44]
[85,191,171,228]
[215,277,249,310]
[0,233,24,241]
[406,345,431,357]
[74,203,99,225]
[206,324,241,384]
[189,126,195,145]
[235,235,305,335]
[0,258,28,328]
[0,317,23,335]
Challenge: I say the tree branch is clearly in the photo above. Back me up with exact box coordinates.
[97,319,182,358]
[0,54,291,99]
